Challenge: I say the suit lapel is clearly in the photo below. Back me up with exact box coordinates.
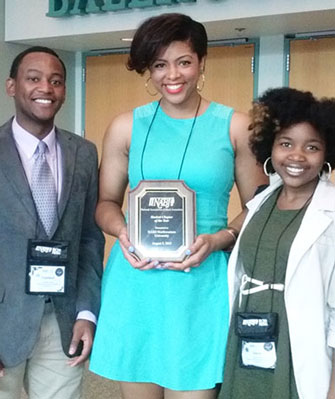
[55,129,77,226]
[0,121,37,222]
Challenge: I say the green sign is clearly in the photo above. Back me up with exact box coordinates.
[47,0,196,17]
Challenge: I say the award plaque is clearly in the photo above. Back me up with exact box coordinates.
[128,180,196,262]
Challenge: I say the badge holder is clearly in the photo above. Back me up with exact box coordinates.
[26,240,69,296]
[235,312,278,370]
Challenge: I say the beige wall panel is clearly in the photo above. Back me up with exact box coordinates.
[203,45,254,113]
[289,37,335,99]
[85,45,254,260]
[289,37,335,183]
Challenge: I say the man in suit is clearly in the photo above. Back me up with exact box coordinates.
[0,46,104,398]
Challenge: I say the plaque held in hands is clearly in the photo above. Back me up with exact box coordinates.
[128,180,196,262]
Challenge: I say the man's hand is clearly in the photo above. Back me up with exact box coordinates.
[0,360,5,377]
[67,319,95,367]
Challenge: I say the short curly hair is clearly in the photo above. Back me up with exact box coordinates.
[249,87,335,172]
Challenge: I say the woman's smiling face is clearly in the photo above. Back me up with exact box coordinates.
[149,40,204,108]
[271,122,326,193]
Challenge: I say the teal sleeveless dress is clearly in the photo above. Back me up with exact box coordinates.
[90,101,235,390]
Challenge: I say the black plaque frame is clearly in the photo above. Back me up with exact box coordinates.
[128,180,196,262]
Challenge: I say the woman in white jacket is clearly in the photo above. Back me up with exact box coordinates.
[220,87,335,399]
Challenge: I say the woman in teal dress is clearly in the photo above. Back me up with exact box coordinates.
[220,88,335,399]
[89,13,266,399]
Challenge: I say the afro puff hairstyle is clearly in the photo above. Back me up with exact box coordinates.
[249,87,335,172]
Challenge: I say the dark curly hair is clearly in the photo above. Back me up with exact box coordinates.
[127,13,208,75]
[249,87,335,173]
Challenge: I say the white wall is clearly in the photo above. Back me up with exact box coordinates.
[5,0,335,42]
[258,35,285,96]
[0,0,77,132]
[0,1,26,125]
[56,49,77,133]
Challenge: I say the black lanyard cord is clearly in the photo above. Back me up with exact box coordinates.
[140,97,202,180]
[243,189,313,313]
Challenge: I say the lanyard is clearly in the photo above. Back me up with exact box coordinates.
[140,97,202,180]
[243,189,312,313]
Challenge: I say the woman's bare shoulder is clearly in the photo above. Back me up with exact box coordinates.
[104,110,134,150]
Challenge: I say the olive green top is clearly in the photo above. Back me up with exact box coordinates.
[220,189,307,399]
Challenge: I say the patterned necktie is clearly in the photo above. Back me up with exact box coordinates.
[31,141,57,237]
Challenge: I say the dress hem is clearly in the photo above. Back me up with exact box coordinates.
[89,367,222,391]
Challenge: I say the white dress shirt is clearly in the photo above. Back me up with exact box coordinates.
[12,118,62,201]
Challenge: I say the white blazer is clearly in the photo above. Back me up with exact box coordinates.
[228,178,335,399]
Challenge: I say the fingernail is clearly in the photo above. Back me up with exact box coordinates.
[153,260,159,267]
[147,258,152,263]
[128,246,135,253]
[184,267,191,273]
[163,263,170,268]
[185,249,192,256]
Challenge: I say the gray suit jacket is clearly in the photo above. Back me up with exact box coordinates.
[0,119,104,367]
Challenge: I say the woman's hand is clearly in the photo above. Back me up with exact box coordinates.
[162,226,239,272]
[328,351,335,399]
[118,226,159,270]
[0,360,5,377]
[328,385,335,399]
[162,232,220,272]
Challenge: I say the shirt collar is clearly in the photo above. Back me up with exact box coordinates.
[12,118,56,160]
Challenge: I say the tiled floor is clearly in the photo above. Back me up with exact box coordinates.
[83,369,122,399]
[20,366,122,399]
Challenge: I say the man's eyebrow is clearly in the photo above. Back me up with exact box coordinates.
[25,68,64,78]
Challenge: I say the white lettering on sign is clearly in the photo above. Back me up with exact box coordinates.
[148,197,175,209]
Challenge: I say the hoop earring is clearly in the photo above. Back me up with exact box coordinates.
[145,77,158,96]
[197,73,205,92]
[263,157,275,176]
[319,162,332,181]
